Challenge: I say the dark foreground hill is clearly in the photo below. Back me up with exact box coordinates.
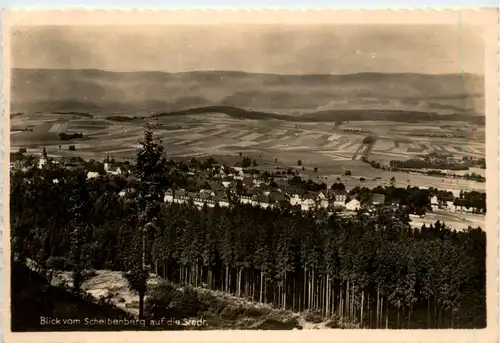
[11,69,484,119]
[10,262,314,331]
[11,261,135,331]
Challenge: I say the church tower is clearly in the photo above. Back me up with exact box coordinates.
[104,153,110,172]
[38,147,48,169]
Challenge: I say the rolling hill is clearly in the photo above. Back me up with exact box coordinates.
[150,106,485,124]
[11,68,484,120]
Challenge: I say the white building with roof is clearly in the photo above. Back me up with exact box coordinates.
[345,199,361,211]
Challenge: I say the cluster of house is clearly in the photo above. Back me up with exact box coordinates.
[11,149,126,178]
[160,183,382,212]
[429,195,482,213]
[86,162,123,179]
[161,185,483,215]
[164,188,230,208]
[10,149,52,171]
[19,150,483,215]
[284,192,385,212]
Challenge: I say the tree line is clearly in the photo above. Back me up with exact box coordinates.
[59,132,84,141]
[345,185,486,214]
[363,157,486,183]
[389,153,486,171]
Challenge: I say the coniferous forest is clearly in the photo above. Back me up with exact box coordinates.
[10,128,486,330]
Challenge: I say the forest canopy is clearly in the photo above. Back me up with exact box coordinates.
[10,129,486,330]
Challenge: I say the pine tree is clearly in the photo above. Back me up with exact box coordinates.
[68,171,90,292]
[125,125,168,318]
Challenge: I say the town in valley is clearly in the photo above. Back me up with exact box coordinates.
[8,21,488,333]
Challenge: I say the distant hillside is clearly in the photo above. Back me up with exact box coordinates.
[152,106,485,124]
[11,68,484,118]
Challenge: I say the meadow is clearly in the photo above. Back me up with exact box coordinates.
[409,211,485,231]
[10,111,486,194]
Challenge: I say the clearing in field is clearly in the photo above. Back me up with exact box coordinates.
[464,146,483,154]
[268,129,288,137]
[178,133,206,140]
[222,130,249,139]
[372,139,394,151]
[300,131,325,140]
[205,128,230,137]
[410,211,485,231]
[443,145,462,154]
[239,133,264,141]
[172,140,192,146]
[342,141,363,153]
[48,123,63,133]
[336,141,353,151]
[327,133,343,141]
[269,144,293,150]
[322,140,344,149]
[281,146,310,151]
[370,151,412,160]
[321,152,352,161]
[230,141,260,148]
[290,136,323,147]
[407,143,426,153]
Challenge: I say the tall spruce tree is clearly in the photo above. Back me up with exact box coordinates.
[68,171,90,292]
[125,125,168,318]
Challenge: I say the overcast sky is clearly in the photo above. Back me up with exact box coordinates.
[11,24,484,74]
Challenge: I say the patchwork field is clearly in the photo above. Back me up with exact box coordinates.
[11,113,485,192]
[410,211,486,231]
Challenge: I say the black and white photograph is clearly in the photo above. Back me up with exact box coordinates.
[2,9,498,343]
